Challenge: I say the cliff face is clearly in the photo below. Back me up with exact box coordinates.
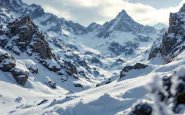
[149,4,185,59]
[6,16,54,60]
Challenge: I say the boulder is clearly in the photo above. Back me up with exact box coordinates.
[28,65,38,74]
[120,63,147,78]
[128,102,152,115]
[0,52,16,71]
[11,68,29,85]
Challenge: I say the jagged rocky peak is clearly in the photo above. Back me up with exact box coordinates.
[60,18,88,35]
[96,9,157,38]
[149,4,185,59]
[29,4,44,19]
[0,0,23,10]
[162,4,185,56]
[6,16,54,59]
[87,22,101,32]
[116,10,132,20]
[168,3,185,34]
[179,3,185,12]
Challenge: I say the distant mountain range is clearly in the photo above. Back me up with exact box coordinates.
[1,0,185,115]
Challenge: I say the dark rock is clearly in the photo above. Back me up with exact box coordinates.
[152,73,185,113]
[148,47,161,60]
[39,60,60,72]
[7,16,55,59]
[0,35,8,48]
[95,10,156,38]
[108,42,125,55]
[28,66,38,74]
[37,99,48,106]
[11,68,29,85]
[30,5,44,19]
[60,18,88,35]
[149,5,185,59]
[0,30,4,35]
[108,41,138,56]
[47,80,56,89]
[136,35,151,42]
[74,83,83,88]
[64,61,78,76]
[87,22,101,32]
[128,102,152,115]
[120,63,147,78]
[0,53,16,71]
[91,57,102,65]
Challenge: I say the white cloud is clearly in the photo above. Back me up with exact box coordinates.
[22,0,184,26]
[43,5,72,20]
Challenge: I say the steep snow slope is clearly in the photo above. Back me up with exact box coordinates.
[77,10,157,58]
[8,56,185,115]
[1,0,185,115]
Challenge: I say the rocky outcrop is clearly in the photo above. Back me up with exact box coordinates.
[60,18,88,35]
[28,65,38,74]
[108,41,138,56]
[151,72,185,113]
[64,61,78,76]
[149,4,185,59]
[120,63,147,78]
[11,68,29,85]
[0,50,29,85]
[87,22,101,32]
[5,16,63,73]
[128,66,185,115]
[0,51,16,71]
[39,60,61,72]
[7,16,54,59]
[128,102,152,115]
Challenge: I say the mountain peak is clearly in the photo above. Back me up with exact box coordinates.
[117,10,129,18]
[179,3,185,12]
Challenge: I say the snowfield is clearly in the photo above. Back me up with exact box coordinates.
[1,0,185,115]
[1,54,185,115]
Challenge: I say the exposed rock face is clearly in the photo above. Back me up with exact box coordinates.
[0,50,28,85]
[148,47,161,60]
[129,66,185,115]
[11,68,29,85]
[120,63,147,78]
[87,22,101,32]
[28,66,38,74]
[149,4,185,59]
[64,61,78,76]
[108,41,139,56]
[143,67,185,114]
[148,28,167,60]
[1,0,89,35]
[7,16,54,59]
[96,10,156,38]
[0,52,16,71]
[128,102,152,115]
[60,18,88,35]
[29,4,44,19]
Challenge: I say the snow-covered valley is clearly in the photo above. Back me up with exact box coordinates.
[1,0,185,115]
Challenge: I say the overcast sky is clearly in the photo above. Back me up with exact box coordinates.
[22,0,184,27]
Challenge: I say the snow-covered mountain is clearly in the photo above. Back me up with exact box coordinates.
[78,10,158,58]
[153,23,168,30]
[1,0,185,115]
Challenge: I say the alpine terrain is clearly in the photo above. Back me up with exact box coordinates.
[0,0,185,115]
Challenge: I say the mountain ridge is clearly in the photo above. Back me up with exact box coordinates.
[1,0,185,115]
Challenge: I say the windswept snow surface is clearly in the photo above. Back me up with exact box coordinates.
[1,52,185,115]
[1,1,183,115]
